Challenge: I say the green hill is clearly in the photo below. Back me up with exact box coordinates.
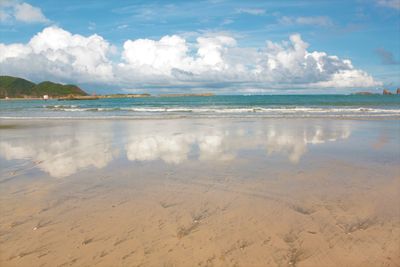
[0,76,35,98]
[0,76,88,98]
[32,81,87,97]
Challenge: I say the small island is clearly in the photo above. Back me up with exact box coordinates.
[352,88,400,96]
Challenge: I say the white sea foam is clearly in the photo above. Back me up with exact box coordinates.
[43,106,400,114]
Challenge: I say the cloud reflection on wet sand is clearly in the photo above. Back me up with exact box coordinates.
[0,122,117,178]
[1,120,351,178]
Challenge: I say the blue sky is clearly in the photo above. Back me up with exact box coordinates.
[0,0,399,94]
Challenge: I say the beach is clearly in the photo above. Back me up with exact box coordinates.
[0,118,399,267]
[1,0,400,265]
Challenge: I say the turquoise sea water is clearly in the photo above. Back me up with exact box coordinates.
[1,95,400,119]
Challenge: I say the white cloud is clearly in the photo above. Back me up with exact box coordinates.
[376,0,400,9]
[236,8,265,15]
[121,35,236,74]
[261,34,378,87]
[121,35,191,75]
[0,1,49,23]
[0,26,381,91]
[0,26,114,82]
[14,2,48,23]
[279,16,333,27]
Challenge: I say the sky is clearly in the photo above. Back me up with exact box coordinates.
[0,0,399,94]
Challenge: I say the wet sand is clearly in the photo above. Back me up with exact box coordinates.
[0,118,399,266]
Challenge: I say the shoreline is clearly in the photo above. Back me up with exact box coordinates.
[2,92,400,100]
[2,94,400,101]
[1,115,400,121]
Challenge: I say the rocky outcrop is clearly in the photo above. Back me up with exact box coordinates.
[397,88,400,94]
[383,89,392,95]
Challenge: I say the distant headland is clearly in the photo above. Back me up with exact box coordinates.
[0,76,87,99]
[0,76,214,100]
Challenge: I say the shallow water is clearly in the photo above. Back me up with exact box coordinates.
[0,118,399,266]
[1,95,400,119]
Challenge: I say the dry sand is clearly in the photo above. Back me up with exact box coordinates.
[0,119,399,267]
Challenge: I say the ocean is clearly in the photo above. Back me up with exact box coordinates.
[1,95,400,119]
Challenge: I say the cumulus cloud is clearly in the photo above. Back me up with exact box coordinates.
[376,0,400,9]
[0,26,381,91]
[0,26,114,82]
[120,35,236,77]
[262,34,378,87]
[279,16,333,27]
[0,1,49,23]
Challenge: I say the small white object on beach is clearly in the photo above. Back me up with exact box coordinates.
[43,95,49,100]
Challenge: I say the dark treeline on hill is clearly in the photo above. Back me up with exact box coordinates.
[0,76,88,98]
